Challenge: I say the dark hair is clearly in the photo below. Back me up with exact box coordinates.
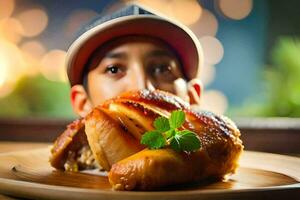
[80,43,105,94]
[81,63,90,95]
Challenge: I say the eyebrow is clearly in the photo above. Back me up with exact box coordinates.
[146,50,173,58]
[102,49,173,60]
[104,51,128,59]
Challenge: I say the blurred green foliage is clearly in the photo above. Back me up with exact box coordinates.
[0,75,75,118]
[265,37,300,116]
[230,37,300,117]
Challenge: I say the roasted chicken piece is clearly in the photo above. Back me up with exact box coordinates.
[109,149,221,191]
[50,89,243,190]
[108,111,242,190]
[84,107,145,171]
[50,119,98,171]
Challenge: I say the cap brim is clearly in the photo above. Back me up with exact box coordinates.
[66,15,203,86]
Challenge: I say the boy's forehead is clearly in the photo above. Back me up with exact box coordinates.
[88,35,178,64]
[94,36,176,55]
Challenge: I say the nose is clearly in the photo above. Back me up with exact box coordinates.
[129,62,155,91]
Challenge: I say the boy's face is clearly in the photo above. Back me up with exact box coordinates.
[71,36,185,117]
[87,36,185,104]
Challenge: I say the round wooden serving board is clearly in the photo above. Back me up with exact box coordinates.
[0,147,299,200]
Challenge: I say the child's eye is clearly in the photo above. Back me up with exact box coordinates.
[105,65,123,74]
[105,65,119,74]
[151,64,171,74]
[148,63,179,82]
[104,64,126,79]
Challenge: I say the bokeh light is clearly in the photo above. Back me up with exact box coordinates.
[218,0,253,20]
[199,36,224,65]
[21,41,46,60]
[64,9,98,38]
[0,40,26,80]
[0,0,15,20]
[170,0,202,25]
[189,9,218,37]
[40,50,67,82]
[20,41,46,76]
[0,54,8,87]
[201,90,228,115]
[0,18,24,43]
[201,64,216,86]
[0,82,15,98]
[17,8,48,37]
[0,40,26,96]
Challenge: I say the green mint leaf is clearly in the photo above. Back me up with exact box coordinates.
[165,129,176,138]
[141,131,166,149]
[169,110,185,129]
[140,109,202,152]
[154,116,170,132]
[170,135,181,151]
[170,130,201,152]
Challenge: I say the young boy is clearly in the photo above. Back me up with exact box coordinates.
[66,4,204,117]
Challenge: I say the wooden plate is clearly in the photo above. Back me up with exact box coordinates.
[0,147,299,200]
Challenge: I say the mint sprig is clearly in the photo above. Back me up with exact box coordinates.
[140,110,201,152]
[140,130,165,149]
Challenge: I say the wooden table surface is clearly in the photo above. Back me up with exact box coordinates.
[0,142,299,200]
[0,142,50,200]
[0,142,50,154]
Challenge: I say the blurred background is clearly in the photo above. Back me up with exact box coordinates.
[0,0,300,120]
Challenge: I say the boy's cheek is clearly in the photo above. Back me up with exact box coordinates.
[88,76,136,106]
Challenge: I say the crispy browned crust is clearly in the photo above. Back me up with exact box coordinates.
[103,89,190,112]
[49,119,87,169]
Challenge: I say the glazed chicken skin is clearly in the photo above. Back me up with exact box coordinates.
[50,119,100,171]
[50,89,243,190]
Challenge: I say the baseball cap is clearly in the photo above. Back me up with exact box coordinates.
[66,4,204,86]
